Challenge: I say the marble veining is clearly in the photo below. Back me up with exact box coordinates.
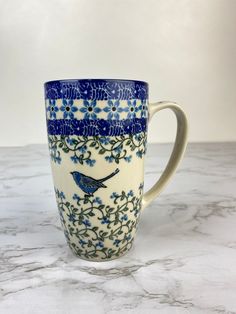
[0,143,236,313]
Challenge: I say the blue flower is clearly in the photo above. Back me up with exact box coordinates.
[60,99,78,119]
[123,100,139,119]
[79,239,87,247]
[85,159,96,167]
[126,234,132,241]
[114,145,123,154]
[96,241,104,248]
[127,190,134,197]
[110,192,119,199]
[66,137,75,145]
[134,134,142,142]
[71,155,80,163]
[47,99,59,119]
[124,155,132,163]
[105,156,114,163]
[121,214,128,221]
[59,191,65,199]
[55,189,65,199]
[73,194,81,201]
[101,216,110,224]
[138,100,148,118]
[113,239,121,247]
[103,100,123,119]
[82,219,91,227]
[79,145,87,153]
[99,137,110,145]
[68,213,76,223]
[80,100,101,119]
[94,197,102,204]
[136,150,143,158]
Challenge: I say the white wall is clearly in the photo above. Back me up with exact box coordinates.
[0,0,235,146]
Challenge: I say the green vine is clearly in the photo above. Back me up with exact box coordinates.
[55,183,143,260]
[48,132,147,166]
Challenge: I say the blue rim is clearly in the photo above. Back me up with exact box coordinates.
[44,79,148,101]
[44,78,148,86]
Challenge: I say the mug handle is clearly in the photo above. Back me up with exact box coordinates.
[142,101,188,209]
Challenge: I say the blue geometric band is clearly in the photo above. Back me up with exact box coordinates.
[44,79,148,101]
[47,118,147,136]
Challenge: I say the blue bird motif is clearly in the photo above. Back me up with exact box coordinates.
[70,168,120,196]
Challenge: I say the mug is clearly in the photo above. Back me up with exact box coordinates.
[44,79,188,261]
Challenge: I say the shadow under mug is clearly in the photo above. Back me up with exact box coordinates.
[44,79,188,261]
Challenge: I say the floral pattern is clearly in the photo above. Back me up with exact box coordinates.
[79,100,102,119]
[60,99,78,119]
[48,132,147,165]
[47,117,147,137]
[103,100,123,119]
[45,99,148,121]
[47,99,59,119]
[55,183,144,260]
[123,100,139,119]
[139,100,148,118]
[45,79,148,101]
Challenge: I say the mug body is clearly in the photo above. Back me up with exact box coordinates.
[44,79,148,261]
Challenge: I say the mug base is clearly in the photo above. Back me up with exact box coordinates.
[68,242,133,262]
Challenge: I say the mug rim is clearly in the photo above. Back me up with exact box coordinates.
[44,78,148,86]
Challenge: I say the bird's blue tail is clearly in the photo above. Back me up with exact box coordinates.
[99,168,120,182]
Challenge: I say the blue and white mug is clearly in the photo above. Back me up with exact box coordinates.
[44,79,188,261]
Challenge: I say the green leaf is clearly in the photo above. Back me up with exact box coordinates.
[72,139,78,145]
[99,149,106,154]
[89,142,96,147]
[98,204,105,210]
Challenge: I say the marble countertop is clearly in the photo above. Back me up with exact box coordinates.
[0,143,236,314]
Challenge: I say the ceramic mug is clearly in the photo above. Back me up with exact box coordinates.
[44,79,188,261]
